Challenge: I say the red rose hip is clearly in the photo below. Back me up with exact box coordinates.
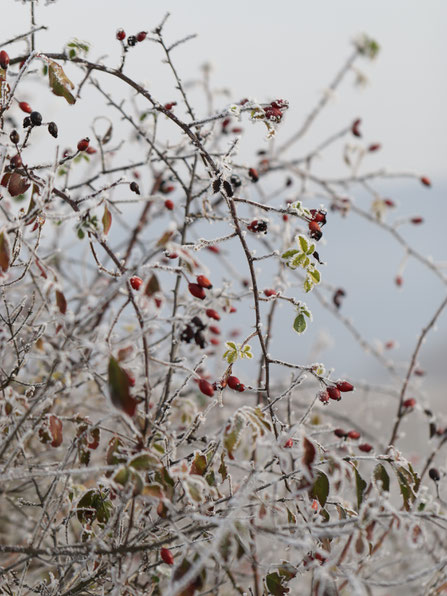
[188,283,206,300]
[199,379,214,397]
[160,547,174,565]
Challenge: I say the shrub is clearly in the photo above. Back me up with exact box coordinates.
[0,5,445,595]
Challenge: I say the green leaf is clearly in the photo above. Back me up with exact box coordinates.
[219,453,228,481]
[281,249,298,260]
[395,466,417,511]
[308,267,321,284]
[354,468,367,510]
[304,278,313,293]
[190,452,207,476]
[48,59,76,105]
[130,453,159,470]
[266,572,289,596]
[293,314,307,334]
[298,235,308,253]
[108,356,137,417]
[312,471,330,507]
[307,243,316,255]
[373,464,390,492]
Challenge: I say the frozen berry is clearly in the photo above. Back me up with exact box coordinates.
[327,387,341,401]
[130,181,140,195]
[130,276,143,291]
[0,50,10,69]
[48,122,58,138]
[248,167,259,182]
[334,428,347,438]
[191,316,205,329]
[77,138,90,152]
[318,390,330,404]
[160,547,174,565]
[347,430,360,440]
[197,275,212,289]
[264,289,277,297]
[230,174,242,188]
[420,176,431,188]
[403,398,416,409]
[336,381,354,392]
[205,309,220,321]
[19,101,32,114]
[127,36,137,47]
[116,29,126,41]
[199,379,214,397]
[136,31,147,42]
[30,111,42,126]
[284,438,294,448]
[10,154,22,169]
[358,443,373,453]
[227,376,242,391]
[9,130,19,144]
[351,118,361,137]
[164,199,174,210]
[429,468,440,482]
[188,283,206,300]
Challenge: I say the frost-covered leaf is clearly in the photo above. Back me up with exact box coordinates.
[48,59,76,104]
[374,464,390,492]
[293,314,307,334]
[55,290,67,315]
[108,356,138,417]
[312,471,329,507]
[298,235,308,253]
[355,468,367,510]
[102,205,112,235]
[190,452,207,476]
[302,437,316,469]
[144,274,160,297]
[0,231,11,272]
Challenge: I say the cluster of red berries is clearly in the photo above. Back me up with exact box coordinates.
[318,381,354,404]
[333,429,361,440]
[308,209,327,241]
[198,374,246,398]
[188,275,213,301]
[116,29,147,47]
[247,219,268,234]
[264,99,289,123]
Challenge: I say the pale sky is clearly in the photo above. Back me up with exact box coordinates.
[4,0,447,178]
[2,1,446,384]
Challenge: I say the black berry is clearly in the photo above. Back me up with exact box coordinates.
[30,111,42,126]
[48,122,58,138]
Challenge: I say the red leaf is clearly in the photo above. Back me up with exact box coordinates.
[144,274,160,298]
[55,290,67,314]
[6,172,30,197]
[108,356,138,417]
[302,437,316,470]
[0,231,10,272]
